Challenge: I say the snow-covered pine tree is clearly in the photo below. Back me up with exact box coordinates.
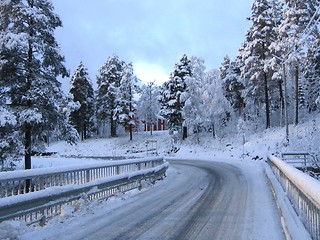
[275,0,319,124]
[0,0,75,173]
[303,1,320,112]
[96,55,124,137]
[0,106,21,170]
[204,69,231,138]
[69,62,95,140]
[181,57,206,141]
[242,0,281,128]
[115,63,140,141]
[220,55,231,82]
[159,54,191,134]
[0,4,21,168]
[137,81,161,136]
[220,56,245,117]
[304,36,320,112]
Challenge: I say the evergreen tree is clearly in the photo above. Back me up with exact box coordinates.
[220,56,245,117]
[275,0,319,124]
[159,54,191,132]
[0,106,21,170]
[96,55,124,137]
[304,36,320,112]
[115,63,140,141]
[137,81,160,136]
[181,57,206,140]
[0,0,75,173]
[69,62,95,140]
[219,55,231,81]
[303,1,320,112]
[242,0,280,128]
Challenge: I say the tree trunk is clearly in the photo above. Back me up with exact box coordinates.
[295,64,299,125]
[81,128,84,141]
[182,126,187,140]
[25,5,33,191]
[150,117,153,136]
[212,122,216,139]
[83,121,87,140]
[264,71,270,128]
[110,114,117,137]
[129,124,133,141]
[25,126,32,169]
[282,63,289,142]
[261,43,270,129]
[25,125,32,192]
[278,80,284,126]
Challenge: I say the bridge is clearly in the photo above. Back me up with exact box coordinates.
[0,157,168,223]
[0,155,319,239]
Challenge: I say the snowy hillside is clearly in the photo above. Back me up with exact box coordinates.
[21,113,320,170]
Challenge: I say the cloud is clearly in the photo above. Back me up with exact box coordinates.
[134,62,169,85]
[53,0,253,89]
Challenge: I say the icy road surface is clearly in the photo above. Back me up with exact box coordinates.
[21,160,285,240]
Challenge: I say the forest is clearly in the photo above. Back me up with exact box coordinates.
[0,0,319,170]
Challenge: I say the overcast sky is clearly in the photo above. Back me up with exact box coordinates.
[53,0,253,89]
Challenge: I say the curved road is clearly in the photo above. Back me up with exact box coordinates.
[45,160,253,239]
[24,160,284,239]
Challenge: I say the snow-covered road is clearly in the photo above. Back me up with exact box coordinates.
[20,159,285,240]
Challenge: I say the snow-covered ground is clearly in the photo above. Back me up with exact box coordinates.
[1,118,319,239]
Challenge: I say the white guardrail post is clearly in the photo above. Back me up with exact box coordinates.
[267,155,320,240]
[0,157,168,224]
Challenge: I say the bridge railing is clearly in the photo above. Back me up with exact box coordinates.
[267,155,320,240]
[0,157,168,224]
[0,157,164,198]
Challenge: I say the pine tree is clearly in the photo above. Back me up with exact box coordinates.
[115,63,140,141]
[69,62,95,140]
[220,56,245,117]
[0,0,74,174]
[159,54,191,133]
[275,0,319,124]
[0,106,21,170]
[303,1,320,112]
[304,36,320,112]
[181,57,206,140]
[220,55,231,81]
[96,55,124,137]
[242,0,281,128]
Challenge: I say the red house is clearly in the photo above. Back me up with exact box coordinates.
[143,119,165,132]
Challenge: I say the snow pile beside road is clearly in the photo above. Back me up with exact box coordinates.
[0,221,24,240]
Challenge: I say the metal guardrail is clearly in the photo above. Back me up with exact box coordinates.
[145,140,158,156]
[267,155,320,240]
[0,157,164,198]
[281,152,310,165]
[281,152,319,169]
[0,157,168,224]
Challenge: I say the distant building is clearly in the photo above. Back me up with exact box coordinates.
[142,118,166,132]
[124,116,139,133]
[98,111,166,136]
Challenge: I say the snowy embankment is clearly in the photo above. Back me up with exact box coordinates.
[1,117,319,239]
